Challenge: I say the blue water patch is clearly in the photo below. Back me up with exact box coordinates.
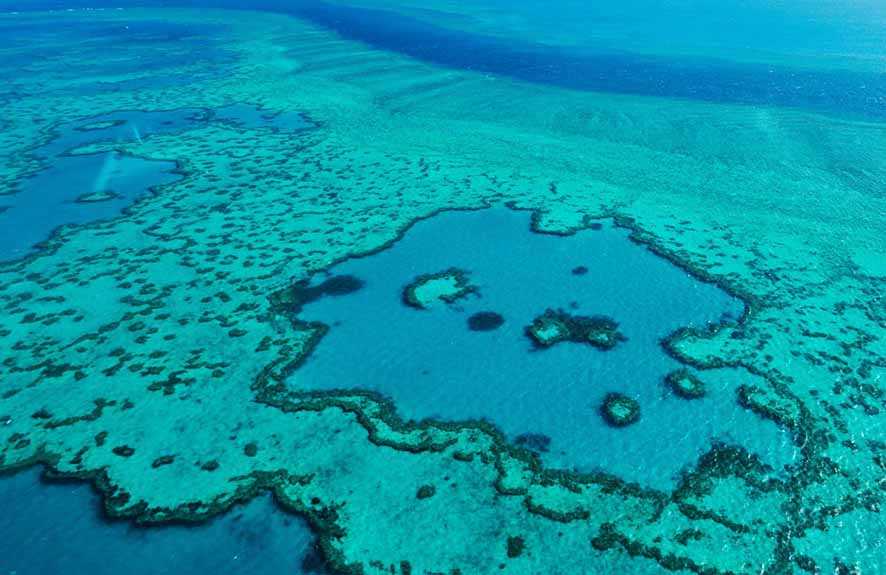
[45,108,211,156]
[280,0,886,121]
[1,104,312,262]
[0,152,179,262]
[0,468,322,575]
[287,208,796,488]
[1,110,193,262]
[4,2,882,118]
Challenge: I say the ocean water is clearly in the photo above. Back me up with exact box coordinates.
[0,468,322,575]
[0,1,883,574]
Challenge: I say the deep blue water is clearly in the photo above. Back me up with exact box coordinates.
[283,1,886,120]
[289,209,796,488]
[0,0,886,120]
[4,1,884,119]
[0,468,321,575]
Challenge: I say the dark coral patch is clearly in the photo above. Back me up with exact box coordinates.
[111,445,135,457]
[526,309,625,351]
[506,535,526,558]
[152,455,176,468]
[416,484,436,499]
[600,393,641,427]
[270,274,364,315]
[467,311,504,331]
[75,189,120,204]
[665,369,706,399]
[571,265,588,275]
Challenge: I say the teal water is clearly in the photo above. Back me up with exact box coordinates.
[0,469,322,575]
[288,209,796,487]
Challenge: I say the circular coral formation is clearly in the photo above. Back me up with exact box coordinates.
[526,309,625,351]
[665,369,706,399]
[416,485,436,499]
[402,267,477,309]
[467,311,504,331]
[600,393,641,427]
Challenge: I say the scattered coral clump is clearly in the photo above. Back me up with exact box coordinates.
[526,309,625,350]
[665,369,706,399]
[600,393,641,427]
[402,268,477,309]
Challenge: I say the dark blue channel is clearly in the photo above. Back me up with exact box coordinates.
[2,0,885,120]
[281,1,886,120]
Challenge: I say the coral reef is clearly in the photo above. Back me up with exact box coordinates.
[75,190,120,203]
[600,393,641,427]
[402,268,477,309]
[665,369,706,399]
[525,309,625,350]
[0,6,881,575]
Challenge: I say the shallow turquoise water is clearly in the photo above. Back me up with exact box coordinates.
[289,209,796,487]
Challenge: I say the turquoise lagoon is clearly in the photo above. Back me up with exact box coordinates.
[289,208,796,487]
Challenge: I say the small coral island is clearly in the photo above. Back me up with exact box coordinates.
[75,189,119,203]
[600,392,641,427]
[402,267,477,309]
[525,309,625,351]
[664,368,707,399]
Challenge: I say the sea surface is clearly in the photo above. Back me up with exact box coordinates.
[0,1,883,574]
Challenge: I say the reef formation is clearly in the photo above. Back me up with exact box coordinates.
[526,309,625,351]
[600,392,642,427]
[665,369,707,400]
[402,268,477,309]
[0,6,882,575]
